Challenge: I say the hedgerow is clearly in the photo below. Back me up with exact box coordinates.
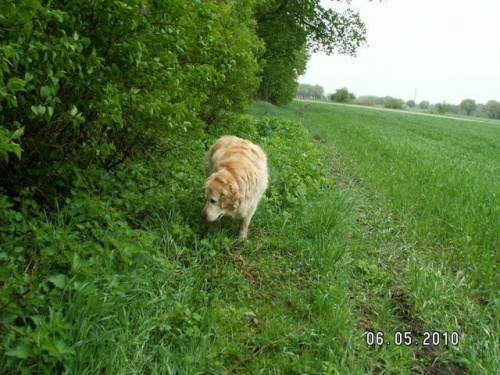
[0,0,262,196]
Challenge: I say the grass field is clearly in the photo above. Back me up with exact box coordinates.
[2,101,498,374]
[249,100,500,374]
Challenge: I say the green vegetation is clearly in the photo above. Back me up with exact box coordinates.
[1,114,358,373]
[436,102,452,115]
[300,85,499,120]
[255,1,366,105]
[1,3,371,372]
[249,101,499,374]
[419,101,430,111]
[2,1,499,373]
[3,97,499,373]
[1,0,367,191]
[383,97,405,110]
[296,84,325,100]
[485,100,500,119]
[1,0,262,188]
[406,100,416,109]
[459,99,477,116]
[329,87,356,104]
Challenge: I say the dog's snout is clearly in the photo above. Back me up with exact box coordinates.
[201,209,207,219]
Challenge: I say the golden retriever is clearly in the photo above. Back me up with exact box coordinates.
[202,135,268,238]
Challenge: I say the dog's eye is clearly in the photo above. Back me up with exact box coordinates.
[210,198,216,204]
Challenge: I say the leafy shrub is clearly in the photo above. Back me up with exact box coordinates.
[383,97,405,110]
[485,100,500,119]
[329,88,356,103]
[435,101,451,114]
[0,0,261,195]
[356,96,377,106]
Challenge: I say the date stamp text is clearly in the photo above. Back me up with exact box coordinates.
[365,331,460,347]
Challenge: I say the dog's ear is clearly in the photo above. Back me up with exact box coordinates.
[221,182,240,209]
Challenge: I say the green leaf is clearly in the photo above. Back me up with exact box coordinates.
[11,126,24,140]
[72,252,86,271]
[48,274,68,289]
[31,105,47,116]
[7,77,26,92]
[7,95,18,107]
[6,343,30,359]
[10,144,22,160]
[40,86,52,99]
[27,0,42,10]
[0,150,9,163]
[42,339,75,358]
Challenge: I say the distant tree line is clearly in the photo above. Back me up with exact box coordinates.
[298,85,500,120]
[433,99,500,118]
[296,84,325,100]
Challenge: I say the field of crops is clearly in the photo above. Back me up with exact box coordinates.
[250,100,500,373]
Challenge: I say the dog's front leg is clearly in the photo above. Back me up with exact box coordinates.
[239,215,252,239]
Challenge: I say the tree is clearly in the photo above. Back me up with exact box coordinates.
[311,85,325,100]
[419,101,430,110]
[329,88,356,103]
[255,1,367,105]
[459,99,477,116]
[356,96,377,106]
[383,97,404,109]
[485,100,500,119]
[406,100,415,109]
[296,84,324,100]
[436,101,451,114]
[448,104,460,115]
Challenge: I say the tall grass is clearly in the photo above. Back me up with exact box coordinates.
[251,100,499,373]
[1,114,367,374]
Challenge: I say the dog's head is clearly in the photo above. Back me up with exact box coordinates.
[202,170,240,221]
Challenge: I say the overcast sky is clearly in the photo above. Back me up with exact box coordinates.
[299,0,500,104]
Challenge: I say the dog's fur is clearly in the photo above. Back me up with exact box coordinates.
[202,135,268,238]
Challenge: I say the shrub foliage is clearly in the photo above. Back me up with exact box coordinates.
[329,87,356,103]
[0,0,262,192]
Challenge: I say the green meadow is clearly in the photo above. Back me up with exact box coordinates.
[249,101,500,374]
[2,101,499,374]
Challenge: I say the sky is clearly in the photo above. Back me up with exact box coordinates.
[299,0,500,104]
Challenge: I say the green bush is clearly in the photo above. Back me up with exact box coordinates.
[383,97,405,110]
[485,100,500,119]
[0,0,261,193]
[329,88,356,103]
